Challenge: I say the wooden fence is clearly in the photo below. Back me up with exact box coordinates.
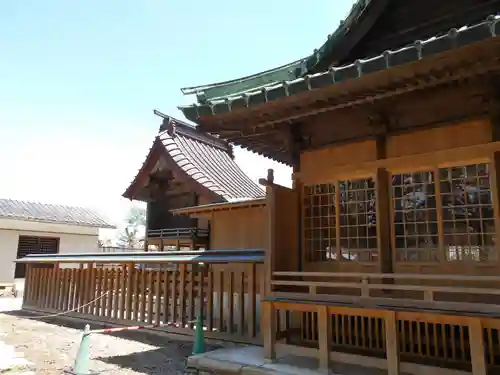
[22,256,264,344]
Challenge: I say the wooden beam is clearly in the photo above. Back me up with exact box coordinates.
[202,54,500,134]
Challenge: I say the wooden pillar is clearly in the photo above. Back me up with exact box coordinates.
[317,306,332,373]
[265,184,275,296]
[376,168,392,273]
[489,152,500,267]
[262,301,276,363]
[469,318,487,375]
[384,311,400,375]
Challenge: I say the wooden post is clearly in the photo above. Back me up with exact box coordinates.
[125,263,134,320]
[262,301,276,363]
[22,264,32,307]
[376,168,392,273]
[265,185,275,296]
[384,311,400,375]
[317,306,331,373]
[267,169,274,184]
[247,263,256,338]
[469,318,487,375]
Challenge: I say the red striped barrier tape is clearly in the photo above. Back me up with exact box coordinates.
[89,319,197,335]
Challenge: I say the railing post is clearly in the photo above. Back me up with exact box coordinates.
[262,301,276,363]
[384,311,400,375]
[317,306,331,373]
[125,263,134,320]
[469,318,487,375]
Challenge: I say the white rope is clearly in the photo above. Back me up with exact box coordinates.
[21,291,110,319]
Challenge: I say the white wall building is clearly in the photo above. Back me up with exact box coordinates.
[0,199,115,284]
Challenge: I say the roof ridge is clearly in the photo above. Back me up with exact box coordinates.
[154,109,231,154]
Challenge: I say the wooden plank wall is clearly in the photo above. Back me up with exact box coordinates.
[23,262,263,344]
[210,207,267,250]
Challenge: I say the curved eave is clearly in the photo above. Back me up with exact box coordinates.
[179,16,500,123]
[179,0,383,104]
[122,138,164,201]
[303,0,388,74]
[181,58,305,103]
[122,137,224,203]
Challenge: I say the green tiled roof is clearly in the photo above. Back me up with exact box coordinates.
[181,59,304,103]
[180,0,374,103]
[179,15,500,122]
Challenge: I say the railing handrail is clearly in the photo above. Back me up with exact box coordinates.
[147,227,210,239]
[273,271,500,282]
[271,271,500,311]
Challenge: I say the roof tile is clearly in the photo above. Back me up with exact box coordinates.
[0,199,115,229]
[124,113,264,201]
[179,15,500,122]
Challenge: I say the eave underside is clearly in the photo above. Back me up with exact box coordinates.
[193,38,500,165]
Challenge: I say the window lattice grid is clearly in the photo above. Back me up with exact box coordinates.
[338,177,377,262]
[439,163,495,262]
[303,183,336,262]
[392,171,439,262]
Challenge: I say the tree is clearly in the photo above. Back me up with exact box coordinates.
[126,205,146,227]
[116,205,146,248]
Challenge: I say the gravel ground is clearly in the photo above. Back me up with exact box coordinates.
[0,298,232,374]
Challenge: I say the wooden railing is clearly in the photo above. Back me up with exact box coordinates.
[271,271,500,314]
[19,250,264,344]
[266,271,500,375]
[147,227,209,239]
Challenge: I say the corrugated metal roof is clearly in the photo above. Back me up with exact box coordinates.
[123,113,264,201]
[0,198,116,229]
[16,249,264,264]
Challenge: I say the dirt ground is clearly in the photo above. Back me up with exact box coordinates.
[0,303,229,374]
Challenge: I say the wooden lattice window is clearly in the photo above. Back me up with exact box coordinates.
[303,177,377,262]
[439,163,495,262]
[303,183,336,262]
[339,178,377,262]
[392,171,439,262]
[392,162,496,263]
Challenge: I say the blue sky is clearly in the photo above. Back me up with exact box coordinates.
[0,0,353,229]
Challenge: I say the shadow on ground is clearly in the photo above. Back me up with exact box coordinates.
[1,309,222,347]
[95,346,192,374]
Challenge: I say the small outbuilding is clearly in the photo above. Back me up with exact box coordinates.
[0,198,115,284]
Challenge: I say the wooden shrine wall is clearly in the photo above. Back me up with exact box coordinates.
[208,207,267,292]
[210,207,267,250]
[296,119,500,276]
